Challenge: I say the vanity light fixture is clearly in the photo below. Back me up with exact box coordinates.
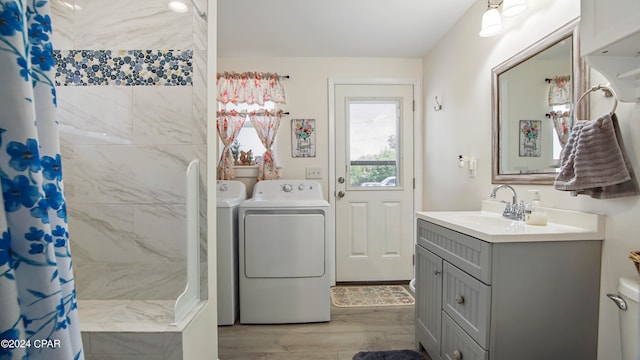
[502,0,528,17]
[479,1,503,37]
[479,0,528,38]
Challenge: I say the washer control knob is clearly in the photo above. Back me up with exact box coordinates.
[219,184,228,192]
[282,184,293,192]
[298,184,306,191]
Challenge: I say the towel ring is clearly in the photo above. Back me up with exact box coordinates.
[575,84,618,117]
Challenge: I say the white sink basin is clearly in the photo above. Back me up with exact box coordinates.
[416,202,604,243]
[450,212,517,227]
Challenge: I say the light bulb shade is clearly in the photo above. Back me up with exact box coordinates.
[502,0,527,17]
[479,8,503,37]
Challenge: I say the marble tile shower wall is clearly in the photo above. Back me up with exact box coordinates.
[51,0,208,301]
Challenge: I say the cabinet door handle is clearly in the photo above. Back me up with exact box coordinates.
[453,350,463,360]
[607,293,627,310]
[455,295,465,304]
[433,270,441,276]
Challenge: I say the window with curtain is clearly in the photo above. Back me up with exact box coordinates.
[218,101,277,157]
[216,72,286,180]
[550,104,571,162]
[547,75,571,165]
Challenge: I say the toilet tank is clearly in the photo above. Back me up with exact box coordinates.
[616,277,639,360]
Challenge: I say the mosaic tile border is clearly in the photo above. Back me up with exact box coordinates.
[54,50,193,86]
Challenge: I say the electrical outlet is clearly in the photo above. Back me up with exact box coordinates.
[305,167,322,179]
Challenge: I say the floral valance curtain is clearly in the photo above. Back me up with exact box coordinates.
[547,75,572,146]
[548,75,571,105]
[216,71,287,180]
[249,110,283,181]
[217,72,286,105]
[216,110,246,180]
[0,0,83,359]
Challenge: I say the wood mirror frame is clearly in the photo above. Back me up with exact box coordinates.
[491,19,589,185]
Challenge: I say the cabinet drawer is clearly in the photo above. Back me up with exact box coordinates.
[417,219,492,284]
[442,312,489,360]
[442,261,491,349]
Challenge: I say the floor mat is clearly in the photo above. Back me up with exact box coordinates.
[330,285,415,307]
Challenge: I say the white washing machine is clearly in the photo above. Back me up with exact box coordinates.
[216,180,246,325]
[239,180,332,324]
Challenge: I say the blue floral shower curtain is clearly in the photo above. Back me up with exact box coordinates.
[0,1,83,359]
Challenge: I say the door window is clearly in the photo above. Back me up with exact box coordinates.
[346,100,400,189]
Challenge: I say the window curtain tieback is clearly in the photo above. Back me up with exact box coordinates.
[550,110,571,146]
[216,110,247,180]
[249,110,283,181]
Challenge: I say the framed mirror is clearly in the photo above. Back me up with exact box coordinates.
[491,19,588,185]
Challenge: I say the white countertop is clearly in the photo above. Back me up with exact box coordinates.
[416,201,605,243]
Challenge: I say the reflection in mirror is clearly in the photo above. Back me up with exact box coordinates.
[492,19,588,185]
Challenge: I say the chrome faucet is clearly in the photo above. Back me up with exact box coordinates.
[489,185,524,220]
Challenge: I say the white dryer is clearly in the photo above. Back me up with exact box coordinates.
[239,180,332,324]
[216,180,246,325]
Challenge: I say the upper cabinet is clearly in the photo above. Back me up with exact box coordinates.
[580,0,640,101]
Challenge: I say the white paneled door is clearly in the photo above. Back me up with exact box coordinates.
[334,84,414,282]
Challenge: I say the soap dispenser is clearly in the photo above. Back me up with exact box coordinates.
[526,190,548,226]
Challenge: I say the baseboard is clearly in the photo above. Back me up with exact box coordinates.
[336,280,410,286]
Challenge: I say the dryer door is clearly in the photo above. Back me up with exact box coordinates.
[244,212,325,278]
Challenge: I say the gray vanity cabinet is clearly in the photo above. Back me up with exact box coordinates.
[415,244,443,354]
[415,219,602,360]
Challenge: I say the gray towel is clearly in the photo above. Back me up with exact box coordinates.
[554,113,639,199]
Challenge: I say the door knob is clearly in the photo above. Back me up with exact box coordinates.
[453,350,463,360]
[337,190,345,198]
[338,177,345,184]
[455,295,465,304]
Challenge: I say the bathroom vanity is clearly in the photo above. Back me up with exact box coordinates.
[415,203,604,360]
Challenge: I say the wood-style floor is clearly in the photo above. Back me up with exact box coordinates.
[218,301,431,360]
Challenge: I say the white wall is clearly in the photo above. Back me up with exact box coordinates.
[423,0,639,358]
[216,57,423,199]
[501,57,570,172]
